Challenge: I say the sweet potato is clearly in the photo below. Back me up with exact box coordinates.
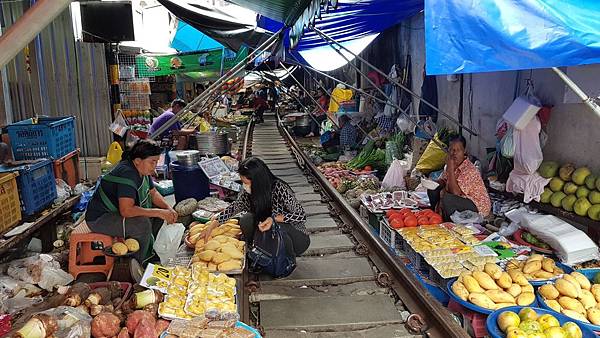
[126,310,156,333]
[154,319,170,335]
[134,319,157,338]
[91,313,121,338]
[117,328,130,338]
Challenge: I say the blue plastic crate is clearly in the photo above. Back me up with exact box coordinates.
[7,116,76,160]
[0,160,57,216]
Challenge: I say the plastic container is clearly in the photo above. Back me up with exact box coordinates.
[502,96,540,130]
[79,157,105,181]
[537,287,600,333]
[448,299,489,338]
[53,148,80,188]
[0,173,22,232]
[170,161,210,203]
[88,282,132,310]
[447,279,538,315]
[527,262,574,286]
[0,159,58,216]
[486,305,595,338]
[7,116,76,160]
[576,268,600,281]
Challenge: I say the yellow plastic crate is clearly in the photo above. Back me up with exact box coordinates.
[0,172,22,232]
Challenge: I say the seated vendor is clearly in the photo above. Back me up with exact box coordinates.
[427,135,491,220]
[85,140,178,264]
[338,114,358,150]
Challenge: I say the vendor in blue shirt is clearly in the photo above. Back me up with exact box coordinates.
[338,114,358,150]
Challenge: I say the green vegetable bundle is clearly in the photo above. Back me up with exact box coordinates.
[347,140,386,170]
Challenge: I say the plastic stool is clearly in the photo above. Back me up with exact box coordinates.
[448,299,488,338]
[68,232,115,280]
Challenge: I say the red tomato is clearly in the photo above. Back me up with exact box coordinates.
[386,210,400,218]
[404,216,418,227]
[364,165,373,171]
[388,214,404,223]
[417,217,430,226]
[390,218,404,229]
[429,215,443,224]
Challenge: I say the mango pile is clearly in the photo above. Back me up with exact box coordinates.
[505,255,565,281]
[187,219,245,273]
[497,307,583,338]
[538,271,600,325]
[451,263,536,310]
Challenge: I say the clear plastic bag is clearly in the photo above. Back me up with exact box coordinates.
[154,223,185,265]
[382,160,406,190]
[450,210,483,225]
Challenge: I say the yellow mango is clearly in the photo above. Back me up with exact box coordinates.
[563,274,582,297]
[212,252,231,265]
[539,284,560,300]
[523,260,542,274]
[496,272,512,289]
[571,271,592,290]
[451,282,469,301]
[458,271,471,283]
[484,289,515,304]
[468,293,496,309]
[542,257,556,273]
[556,278,580,298]
[534,271,555,279]
[207,263,217,272]
[204,240,221,251]
[506,284,522,298]
[505,259,521,271]
[559,296,586,314]
[473,271,499,290]
[225,218,239,224]
[591,284,600,303]
[562,309,590,323]
[546,299,562,313]
[517,292,535,306]
[521,284,534,294]
[198,250,216,262]
[508,270,529,286]
[484,263,502,280]
[587,308,600,325]
[221,245,243,260]
[528,254,544,262]
[580,290,597,309]
[218,260,242,271]
[463,275,484,293]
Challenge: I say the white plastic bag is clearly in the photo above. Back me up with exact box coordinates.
[500,126,515,158]
[153,223,185,265]
[382,160,406,190]
[450,210,483,225]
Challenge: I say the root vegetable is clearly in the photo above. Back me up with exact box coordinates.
[14,314,58,338]
[90,304,115,317]
[91,313,121,338]
[117,328,130,338]
[126,310,156,334]
[154,319,170,335]
[85,288,112,307]
[133,319,156,338]
[133,289,163,309]
[143,303,158,317]
[63,283,92,307]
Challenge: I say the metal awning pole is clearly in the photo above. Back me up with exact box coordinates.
[552,67,600,118]
[312,27,479,137]
[150,28,283,139]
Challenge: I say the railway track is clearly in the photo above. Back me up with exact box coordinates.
[238,114,470,338]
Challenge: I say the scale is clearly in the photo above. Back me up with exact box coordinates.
[198,157,241,193]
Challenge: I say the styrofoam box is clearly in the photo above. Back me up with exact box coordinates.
[502,96,540,130]
[79,157,105,181]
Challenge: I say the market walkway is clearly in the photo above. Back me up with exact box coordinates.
[248,117,417,338]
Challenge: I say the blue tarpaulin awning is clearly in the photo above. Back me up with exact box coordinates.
[425,0,600,75]
[171,20,224,52]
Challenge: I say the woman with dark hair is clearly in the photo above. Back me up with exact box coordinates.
[428,135,491,220]
[307,88,330,137]
[85,139,178,263]
[202,157,310,258]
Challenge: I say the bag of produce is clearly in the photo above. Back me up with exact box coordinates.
[415,134,447,174]
[382,160,406,190]
[153,223,185,265]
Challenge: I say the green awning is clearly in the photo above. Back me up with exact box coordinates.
[227,0,312,26]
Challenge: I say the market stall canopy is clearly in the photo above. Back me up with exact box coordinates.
[171,20,224,52]
[157,0,272,51]
[425,0,600,75]
[227,0,312,27]
[259,0,423,72]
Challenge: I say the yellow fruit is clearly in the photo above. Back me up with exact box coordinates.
[556,278,579,298]
[468,293,496,309]
[485,289,515,303]
[543,326,567,338]
[534,271,555,279]
[517,292,535,306]
[506,328,527,338]
[521,284,535,294]
[519,307,539,321]
[570,272,592,290]
[542,258,556,272]
[207,263,217,272]
[496,272,513,289]
[508,270,529,286]
[212,252,231,265]
[218,260,242,271]
[198,250,216,262]
[546,299,562,313]
[562,322,583,338]
[473,271,499,290]
[562,309,589,323]
[458,271,471,283]
[495,303,517,310]
[506,259,521,271]
[124,238,139,252]
[484,263,502,279]
[523,261,542,274]
[539,284,560,300]
[507,284,522,298]
[528,254,544,262]
[195,238,206,250]
[497,311,521,333]
[463,275,484,293]
[563,274,582,297]
[221,246,243,260]
[591,284,600,302]
[112,242,128,256]
[226,218,239,225]
[538,313,560,331]
[587,307,600,325]
[451,282,469,301]
[204,240,221,251]
[579,290,597,309]
[213,235,229,244]
[558,297,585,314]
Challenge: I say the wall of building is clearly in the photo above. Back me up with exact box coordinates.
[0,3,112,157]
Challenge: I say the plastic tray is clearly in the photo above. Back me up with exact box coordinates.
[7,116,76,160]
[527,262,574,286]
[536,292,600,333]
[447,279,537,315]
[486,305,596,338]
[512,229,553,254]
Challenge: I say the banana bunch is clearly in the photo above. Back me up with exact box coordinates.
[505,254,566,281]
[451,263,536,310]
[538,271,600,324]
[190,219,245,272]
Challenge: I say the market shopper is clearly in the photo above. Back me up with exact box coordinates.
[85,139,178,263]
[252,85,269,123]
[427,135,491,220]
[149,99,187,138]
[202,157,310,259]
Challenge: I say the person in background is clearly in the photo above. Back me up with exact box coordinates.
[149,99,186,138]
[202,157,310,261]
[85,139,178,264]
[253,85,269,123]
[307,88,330,137]
[338,114,358,150]
[427,135,491,220]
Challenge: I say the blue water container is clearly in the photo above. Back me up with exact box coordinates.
[170,161,210,203]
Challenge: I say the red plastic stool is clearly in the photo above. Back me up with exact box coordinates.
[448,298,489,338]
[68,222,115,279]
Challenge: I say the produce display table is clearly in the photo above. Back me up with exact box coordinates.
[0,195,79,256]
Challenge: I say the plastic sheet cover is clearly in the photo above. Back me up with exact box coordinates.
[425,0,600,75]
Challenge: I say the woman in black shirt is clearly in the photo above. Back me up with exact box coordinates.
[203,157,310,257]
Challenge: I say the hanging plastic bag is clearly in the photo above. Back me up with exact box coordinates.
[500,126,515,158]
[415,134,447,174]
[106,142,123,165]
[385,141,399,166]
[382,160,406,190]
[153,223,185,265]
